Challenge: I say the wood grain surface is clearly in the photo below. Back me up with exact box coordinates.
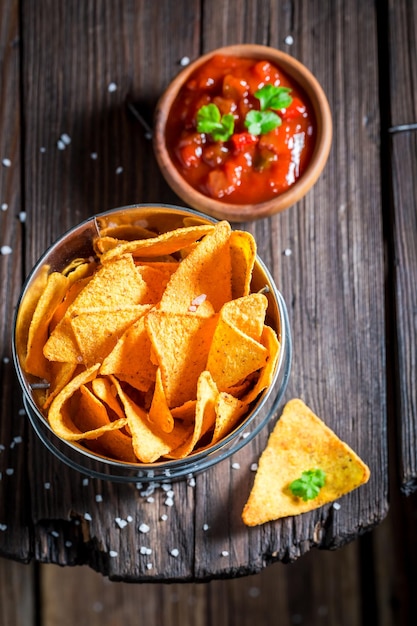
[0,0,391,584]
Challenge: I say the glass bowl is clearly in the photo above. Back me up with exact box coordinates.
[12,204,292,482]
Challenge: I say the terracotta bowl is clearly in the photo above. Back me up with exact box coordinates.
[153,44,332,222]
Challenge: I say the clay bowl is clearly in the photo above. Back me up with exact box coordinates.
[153,44,332,222]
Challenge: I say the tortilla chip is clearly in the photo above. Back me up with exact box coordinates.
[98,224,214,263]
[242,399,371,526]
[230,230,256,299]
[158,220,233,314]
[211,392,248,444]
[148,368,174,433]
[25,272,70,378]
[91,377,125,419]
[242,324,280,405]
[145,310,217,408]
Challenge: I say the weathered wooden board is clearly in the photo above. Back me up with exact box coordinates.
[0,0,387,583]
[387,0,417,493]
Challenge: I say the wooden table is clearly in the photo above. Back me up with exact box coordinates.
[1,0,414,583]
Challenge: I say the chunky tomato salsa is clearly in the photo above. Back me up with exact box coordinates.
[165,55,316,205]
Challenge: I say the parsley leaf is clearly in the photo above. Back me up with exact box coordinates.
[196,104,235,141]
[244,110,282,135]
[289,469,326,501]
[255,85,293,112]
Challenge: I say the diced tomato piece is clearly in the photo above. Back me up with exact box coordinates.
[206,169,235,198]
[258,127,286,155]
[176,133,204,168]
[212,96,237,117]
[281,97,307,120]
[222,74,249,100]
[202,143,229,167]
[230,132,258,152]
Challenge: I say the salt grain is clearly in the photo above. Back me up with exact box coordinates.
[160,514,168,521]
[90,152,98,160]
[140,546,152,555]
[1,203,8,211]
[146,496,155,503]
[115,517,128,529]
[108,82,117,93]
[115,166,123,175]
[164,497,174,507]
[333,502,341,510]
[65,541,72,548]
[57,140,66,150]
[0,524,8,531]
[202,523,209,531]
[2,158,11,167]
[44,482,51,490]
[285,35,294,45]
[50,530,59,538]
[19,212,27,222]
[126,515,133,523]
[40,147,46,153]
[221,550,229,557]
[5,468,14,476]
[60,133,71,145]
[180,56,190,66]
[95,494,103,502]
[146,563,153,570]
[170,548,179,557]
[109,550,118,558]
[82,478,89,486]
[3,357,9,364]
[231,462,240,470]
[188,477,196,487]
[13,436,22,444]
[283,248,292,256]
[139,523,150,533]
[250,463,258,472]
[1,246,13,255]
[84,513,92,521]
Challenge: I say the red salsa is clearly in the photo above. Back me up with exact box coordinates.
[165,55,316,205]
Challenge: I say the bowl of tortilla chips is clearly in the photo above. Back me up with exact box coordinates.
[12,204,292,482]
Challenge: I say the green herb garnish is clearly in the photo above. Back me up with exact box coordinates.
[254,85,293,112]
[289,469,326,501]
[196,103,235,141]
[244,109,282,135]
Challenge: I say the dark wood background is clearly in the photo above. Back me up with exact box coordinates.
[1,0,417,622]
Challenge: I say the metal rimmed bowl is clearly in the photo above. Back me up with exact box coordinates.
[12,204,292,483]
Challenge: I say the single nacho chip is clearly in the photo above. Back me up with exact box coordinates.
[211,392,248,445]
[221,293,268,342]
[43,361,78,409]
[91,377,125,419]
[25,272,70,378]
[229,230,256,299]
[241,324,280,405]
[148,368,174,433]
[98,224,214,263]
[242,399,371,526]
[145,310,217,408]
[158,220,233,314]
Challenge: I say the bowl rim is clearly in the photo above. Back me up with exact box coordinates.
[12,203,293,482]
[153,43,333,222]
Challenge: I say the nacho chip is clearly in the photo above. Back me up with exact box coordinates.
[158,220,233,314]
[210,392,248,445]
[148,368,174,433]
[145,310,217,408]
[221,293,267,342]
[242,399,371,526]
[241,324,280,405]
[229,230,256,299]
[25,272,70,377]
[91,377,125,419]
[98,224,214,263]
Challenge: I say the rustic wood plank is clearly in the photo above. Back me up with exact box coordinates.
[0,0,386,583]
[387,0,417,493]
[0,558,35,626]
[0,0,33,562]
[195,0,387,577]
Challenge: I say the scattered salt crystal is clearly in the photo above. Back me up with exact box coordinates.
[160,514,168,521]
[2,158,11,167]
[0,444,5,451]
[283,248,292,256]
[115,166,123,175]
[60,133,71,145]
[126,515,133,523]
[164,497,174,507]
[166,490,174,498]
[95,494,103,502]
[0,524,8,531]
[250,463,258,472]
[108,82,117,93]
[18,409,26,416]
[115,518,128,529]
[50,530,59,538]
[180,56,190,66]
[65,541,72,548]
[82,478,89,486]
[57,140,66,150]
[161,483,172,492]
[3,357,9,364]
[13,436,22,444]
[90,152,98,160]
[5,468,14,476]
[109,550,118,557]
[285,35,294,45]
[333,502,341,510]
[1,203,8,211]
[140,546,152,555]
[1,246,13,255]
[146,562,153,570]
[188,477,196,487]
[241,431,250,439]
[146,496,155,503]
[84,513,92,521]
[139,523,150,534]
[170,548,179,557]
[221,550,229,557]
[9,441,15,449]
[231,462,240,470]
[44,482,51,490]
[19,212,27,222]
[202,523,209,531]
[39,146,46,153]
